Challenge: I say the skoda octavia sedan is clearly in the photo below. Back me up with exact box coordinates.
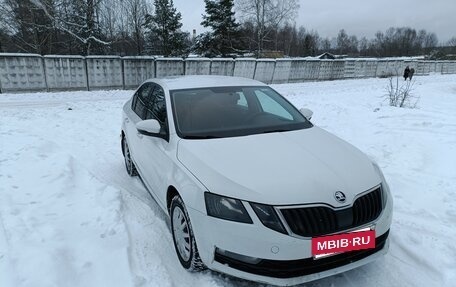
[120,75,393,286]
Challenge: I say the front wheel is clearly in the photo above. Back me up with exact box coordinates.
[122,136,138,176]
[170,195,205,271]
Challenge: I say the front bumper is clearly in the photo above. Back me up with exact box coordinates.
[186,190,393,286]
[214,230,389,279]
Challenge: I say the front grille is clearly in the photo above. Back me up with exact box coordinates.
[280,187,383,237]
[214,230,389,279]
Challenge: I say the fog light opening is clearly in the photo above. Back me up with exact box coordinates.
[215,247,262,264]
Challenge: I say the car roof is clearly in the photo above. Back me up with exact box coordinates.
[145,75,267,90]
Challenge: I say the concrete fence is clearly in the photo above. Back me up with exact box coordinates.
[0,53,455,93]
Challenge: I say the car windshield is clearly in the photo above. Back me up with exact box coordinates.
[170,86,312,139]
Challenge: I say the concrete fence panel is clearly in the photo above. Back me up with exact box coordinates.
[356,60,379,78]
[330,60,345,80]
[0,53,452,93]
[387,60,402,76]
[395,60,406,72]
[416,61,427,75]
[210,58,234,76]
[0,53,46,92]
[272,59,291,84]
[354,60,367,78]
[423,61,432,75]
[429,61,437,73]
[375,60,390,77]
[318,60,333,80]
[305,60,321,81]
[184,58,210,75]
[435,61,444,73]
[365,60,378,78]
[44,55,87,91]
[441,61,450,74]
[86,56,122,90]
[254,59,275,83]
[288,59,307,82]
[155,58,184,78]
[122,56,155,89]
[449,61,456,74]
[233,58,256,78]
[344,60,356,78]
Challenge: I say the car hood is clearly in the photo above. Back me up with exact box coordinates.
[177,127,381,206]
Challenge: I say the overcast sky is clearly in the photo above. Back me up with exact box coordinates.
[174,0,455,43]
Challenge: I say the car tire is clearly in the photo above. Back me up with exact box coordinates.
[170,195,205,271]
[122,136,138,176]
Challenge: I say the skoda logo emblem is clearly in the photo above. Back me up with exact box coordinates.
[334,191,346,203]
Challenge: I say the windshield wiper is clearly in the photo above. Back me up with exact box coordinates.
[183,135,222,139]
[262,129,290,134]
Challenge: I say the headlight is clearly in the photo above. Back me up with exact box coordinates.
[372,161,389,207]
[204,193,252,223]
[250,203,287,234]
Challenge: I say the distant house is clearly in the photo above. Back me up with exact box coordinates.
[317,52,336,59]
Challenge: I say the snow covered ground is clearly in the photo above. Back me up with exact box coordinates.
[1,74,455,287]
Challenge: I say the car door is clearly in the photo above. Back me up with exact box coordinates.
[125,82,154,161]
[133,83,171,206]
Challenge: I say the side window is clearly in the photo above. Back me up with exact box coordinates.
[254,90,293,120]
[145,84,167,125]
[131,92,138,110]
[132,83,154,119]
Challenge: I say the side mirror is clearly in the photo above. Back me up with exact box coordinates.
[300,108,313,120]
[136,119,161,136]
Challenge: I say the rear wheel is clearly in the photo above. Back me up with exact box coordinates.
[170,195,205,271]
[122,136,138,176]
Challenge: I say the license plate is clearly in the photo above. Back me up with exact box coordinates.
[312,227,376,259]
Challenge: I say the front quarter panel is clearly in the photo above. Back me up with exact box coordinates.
[167,138,208,213]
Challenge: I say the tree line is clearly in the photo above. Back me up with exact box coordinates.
[0,0,455,58]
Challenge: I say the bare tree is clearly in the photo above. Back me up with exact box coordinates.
[358,36,369,56]
[336,29,349,54]
[276,23,296,55]
[385,70,418,108]
[0,0,444,57]
[28,0,110,55]
[98,0,151,55]
[302,29,319,56]
[0,0,55,53]
[237,0,298,55]
[336,29,358,55]
[319,37,331,52]
[449,37,456,46]
[448,37,456,54]
[125,0,151,55]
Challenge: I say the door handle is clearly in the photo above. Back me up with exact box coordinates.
[124,118,130,123]
[136,132,143,139]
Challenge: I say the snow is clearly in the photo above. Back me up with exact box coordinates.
[44,55,85,59]
[1,74,456,287]
[0,53,42,57]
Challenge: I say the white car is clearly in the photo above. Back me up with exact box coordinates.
[120,75,393,286]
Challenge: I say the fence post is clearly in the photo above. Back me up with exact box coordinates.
[84,57,90,91]
[121,57,126,90]
[0,61,2,93]
[252,59,258,80]
[41,56,50,92]
[154,58,157,78]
